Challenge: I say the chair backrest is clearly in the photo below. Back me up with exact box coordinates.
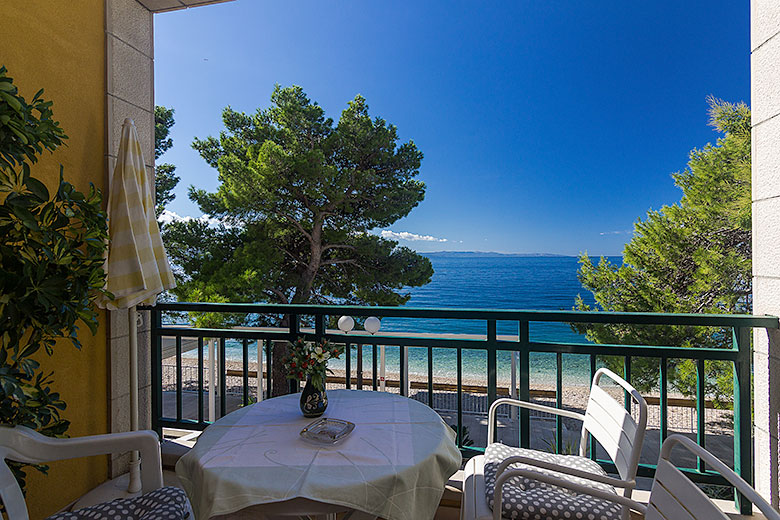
[0,425,164,520]
[580,368,648,484]
[647,435,780,520]
[0,426,49,520]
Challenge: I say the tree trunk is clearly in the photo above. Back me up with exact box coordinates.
[271,339,291,397]
[272,218,324,396]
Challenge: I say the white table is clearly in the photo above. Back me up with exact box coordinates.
[176,389,462,520]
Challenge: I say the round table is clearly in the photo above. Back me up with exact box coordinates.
[176,389,462,520]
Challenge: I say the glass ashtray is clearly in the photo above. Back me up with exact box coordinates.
[300,418,355,445]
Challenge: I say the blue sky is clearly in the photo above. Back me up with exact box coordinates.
[154,1,750,256]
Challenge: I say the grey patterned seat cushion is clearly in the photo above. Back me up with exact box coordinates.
[47,486,189,520]
[484,444,622,520]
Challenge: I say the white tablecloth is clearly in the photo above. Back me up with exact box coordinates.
[176,389,462,520]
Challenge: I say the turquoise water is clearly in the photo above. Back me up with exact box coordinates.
[191,255,620,386]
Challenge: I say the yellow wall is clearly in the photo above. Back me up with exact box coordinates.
[2,1,110,518]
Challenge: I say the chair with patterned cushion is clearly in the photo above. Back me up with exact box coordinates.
[461,368,648,520]
[499,434,780,520]
[0,425,189,520]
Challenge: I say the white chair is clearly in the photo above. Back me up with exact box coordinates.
[461,368,648,520]
[0,425,187,520]
[500,434,780,520]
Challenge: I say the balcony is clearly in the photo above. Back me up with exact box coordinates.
[146,302,779,517]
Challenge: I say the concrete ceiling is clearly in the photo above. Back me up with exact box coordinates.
[136,0,234,13]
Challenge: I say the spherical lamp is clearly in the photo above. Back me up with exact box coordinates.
[338,315,355,333]
[364,316,381,335]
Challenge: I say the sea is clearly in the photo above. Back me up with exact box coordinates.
[206,254,622,387]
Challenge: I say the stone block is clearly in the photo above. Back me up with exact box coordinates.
[751,34,780,125]
[754,350,771,426]
[107,94,154,167]
[752,198,780,279]
[138,328,152,389]
[753,114,780,201]
[110,335,130,400]
[138,309,152,334]
[110,394,131,434]
[139,383,152,431]
[110,309,130,340]
[754,424,780,506]
[752,0,780,51]
[108,35,153,111]
[107,0,153,58]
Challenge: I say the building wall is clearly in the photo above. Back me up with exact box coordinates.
[1,1,110,517]
[751,0,780,508]
[105,0,155,478]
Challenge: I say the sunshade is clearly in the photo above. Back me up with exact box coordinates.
[103,118,175,309]
[101,118,176,494]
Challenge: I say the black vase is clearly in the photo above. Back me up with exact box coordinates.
[300,376,328,418]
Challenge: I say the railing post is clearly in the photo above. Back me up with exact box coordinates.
[372,345,378,391]
[623,356,632,413]
[197,337,204,425]
[589,354,597,460]
[345,343,352,389]
[150,309,162,438]
[659,356,668,446]
[396,346,402,397]
[487,320,497,410]
[457,347,463,448]
[242,339,249,406]
[208,338,216,422]
[265,339,272,399]
[219,338,227,417]
[288,314,299,394]
[733,327,753,515]
[256,340,263,402]
[357,344,363,389]
[315,314,324,339]
[510,352,518,421]
[175,336,182,422]
[696,358,706,471]
[556,352,563,454]
[518,320,530,449]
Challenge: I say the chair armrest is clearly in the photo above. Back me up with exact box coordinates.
[495,455,635,490]
[488,398,585,444]
[0,427,163,493]
[492,467,646,520]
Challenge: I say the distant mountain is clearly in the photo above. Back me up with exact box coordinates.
[421,251,574,258]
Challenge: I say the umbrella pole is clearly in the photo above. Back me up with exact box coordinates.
[127,305,142,493]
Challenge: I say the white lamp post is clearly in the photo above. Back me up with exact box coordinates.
[364,316,380,334]
[338,316,356,386]
[338,315,355,333]
[363,317,384,391]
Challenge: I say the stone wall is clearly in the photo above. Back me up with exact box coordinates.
[105,0,155,477]
[751,0,780,507]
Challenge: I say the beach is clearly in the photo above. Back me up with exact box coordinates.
[162,356,733,436]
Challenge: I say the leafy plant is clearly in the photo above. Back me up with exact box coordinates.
[0,66,65,171]
[542,435,578,455]
[0,65,109,492]
[283,338,343,390]
[450,423,474,447]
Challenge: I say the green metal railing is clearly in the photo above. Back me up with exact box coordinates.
[145,302,778,515]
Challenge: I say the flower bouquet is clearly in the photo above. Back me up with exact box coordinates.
[284,338,344,417]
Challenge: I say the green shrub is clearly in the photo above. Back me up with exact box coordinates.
[0,65,109,492]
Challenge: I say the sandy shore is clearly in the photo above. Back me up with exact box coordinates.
[162,356,732,433]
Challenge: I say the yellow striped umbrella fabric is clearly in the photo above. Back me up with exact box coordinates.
[102,118,175,309]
